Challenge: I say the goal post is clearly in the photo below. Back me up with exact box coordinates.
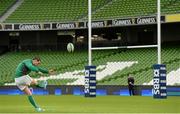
[85,0,167,98]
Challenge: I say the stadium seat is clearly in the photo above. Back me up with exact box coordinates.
[1,46,180,85]
[3,0,180,23]
[0,0,16,17]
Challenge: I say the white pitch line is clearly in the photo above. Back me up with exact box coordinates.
[0,112,179,114]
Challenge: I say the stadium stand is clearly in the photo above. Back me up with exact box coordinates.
[98,46,180,85]
[92,0,156,20]
[161,0,180,14]
[0,0,179,86]
[5,0,87,23]
[0,0,16,17]
[4,0,111,23]
[92,0,180,20]
[2,0,180,23]
[145,68,180,85]
[166,68,180,85]
[1,46,180,85]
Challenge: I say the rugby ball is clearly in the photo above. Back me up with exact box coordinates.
[67,43,74,52]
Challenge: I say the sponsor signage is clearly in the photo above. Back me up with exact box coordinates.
[86,21,106,28]
[153,64,167,99]
[112,18,135,26]
[85,66,96,97]
[136,17,156,24]
[112,16,157,26]
[1,16,165,30]
[14,24,41,30]
[52,23,76,29]
[166,14,180,22]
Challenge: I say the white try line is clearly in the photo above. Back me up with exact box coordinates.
[0,112,179,114]
[91,45,158,50]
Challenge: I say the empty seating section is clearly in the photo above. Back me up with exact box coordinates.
[92,0,156,20]
[166,69,180,85]
[95,48,157,85]
[0,46,179,85]
[5,0,111,23]
[98,46,180,85]
[92,0,180,20]
[161,0,180,14]
[0,51,86,85]
[5,0,88,23]
[92,0,112,11]
[0,0,16,16]
[3,0,180,23]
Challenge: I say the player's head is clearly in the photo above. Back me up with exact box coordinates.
[32,57,41,66]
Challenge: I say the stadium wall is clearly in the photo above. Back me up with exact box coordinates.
[0,85,180,96]
[20,31,58,50]
[162,22,180,43]
[0,22,179,51]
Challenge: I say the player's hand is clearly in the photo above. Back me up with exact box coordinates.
[49,69,56,75]
[38,71,43,75]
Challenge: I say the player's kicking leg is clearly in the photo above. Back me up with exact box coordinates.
[15,75,47,112]
[23,87,43,112]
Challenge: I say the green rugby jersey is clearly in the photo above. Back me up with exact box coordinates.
[15,59,48,78]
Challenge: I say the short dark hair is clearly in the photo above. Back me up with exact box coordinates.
[32,57,41,61]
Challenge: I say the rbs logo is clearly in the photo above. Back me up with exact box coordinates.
[153,69,160,95]
[84,70,89,94]
[153,64,166,99]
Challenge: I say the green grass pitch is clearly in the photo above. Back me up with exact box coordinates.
[0,95,179,114]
